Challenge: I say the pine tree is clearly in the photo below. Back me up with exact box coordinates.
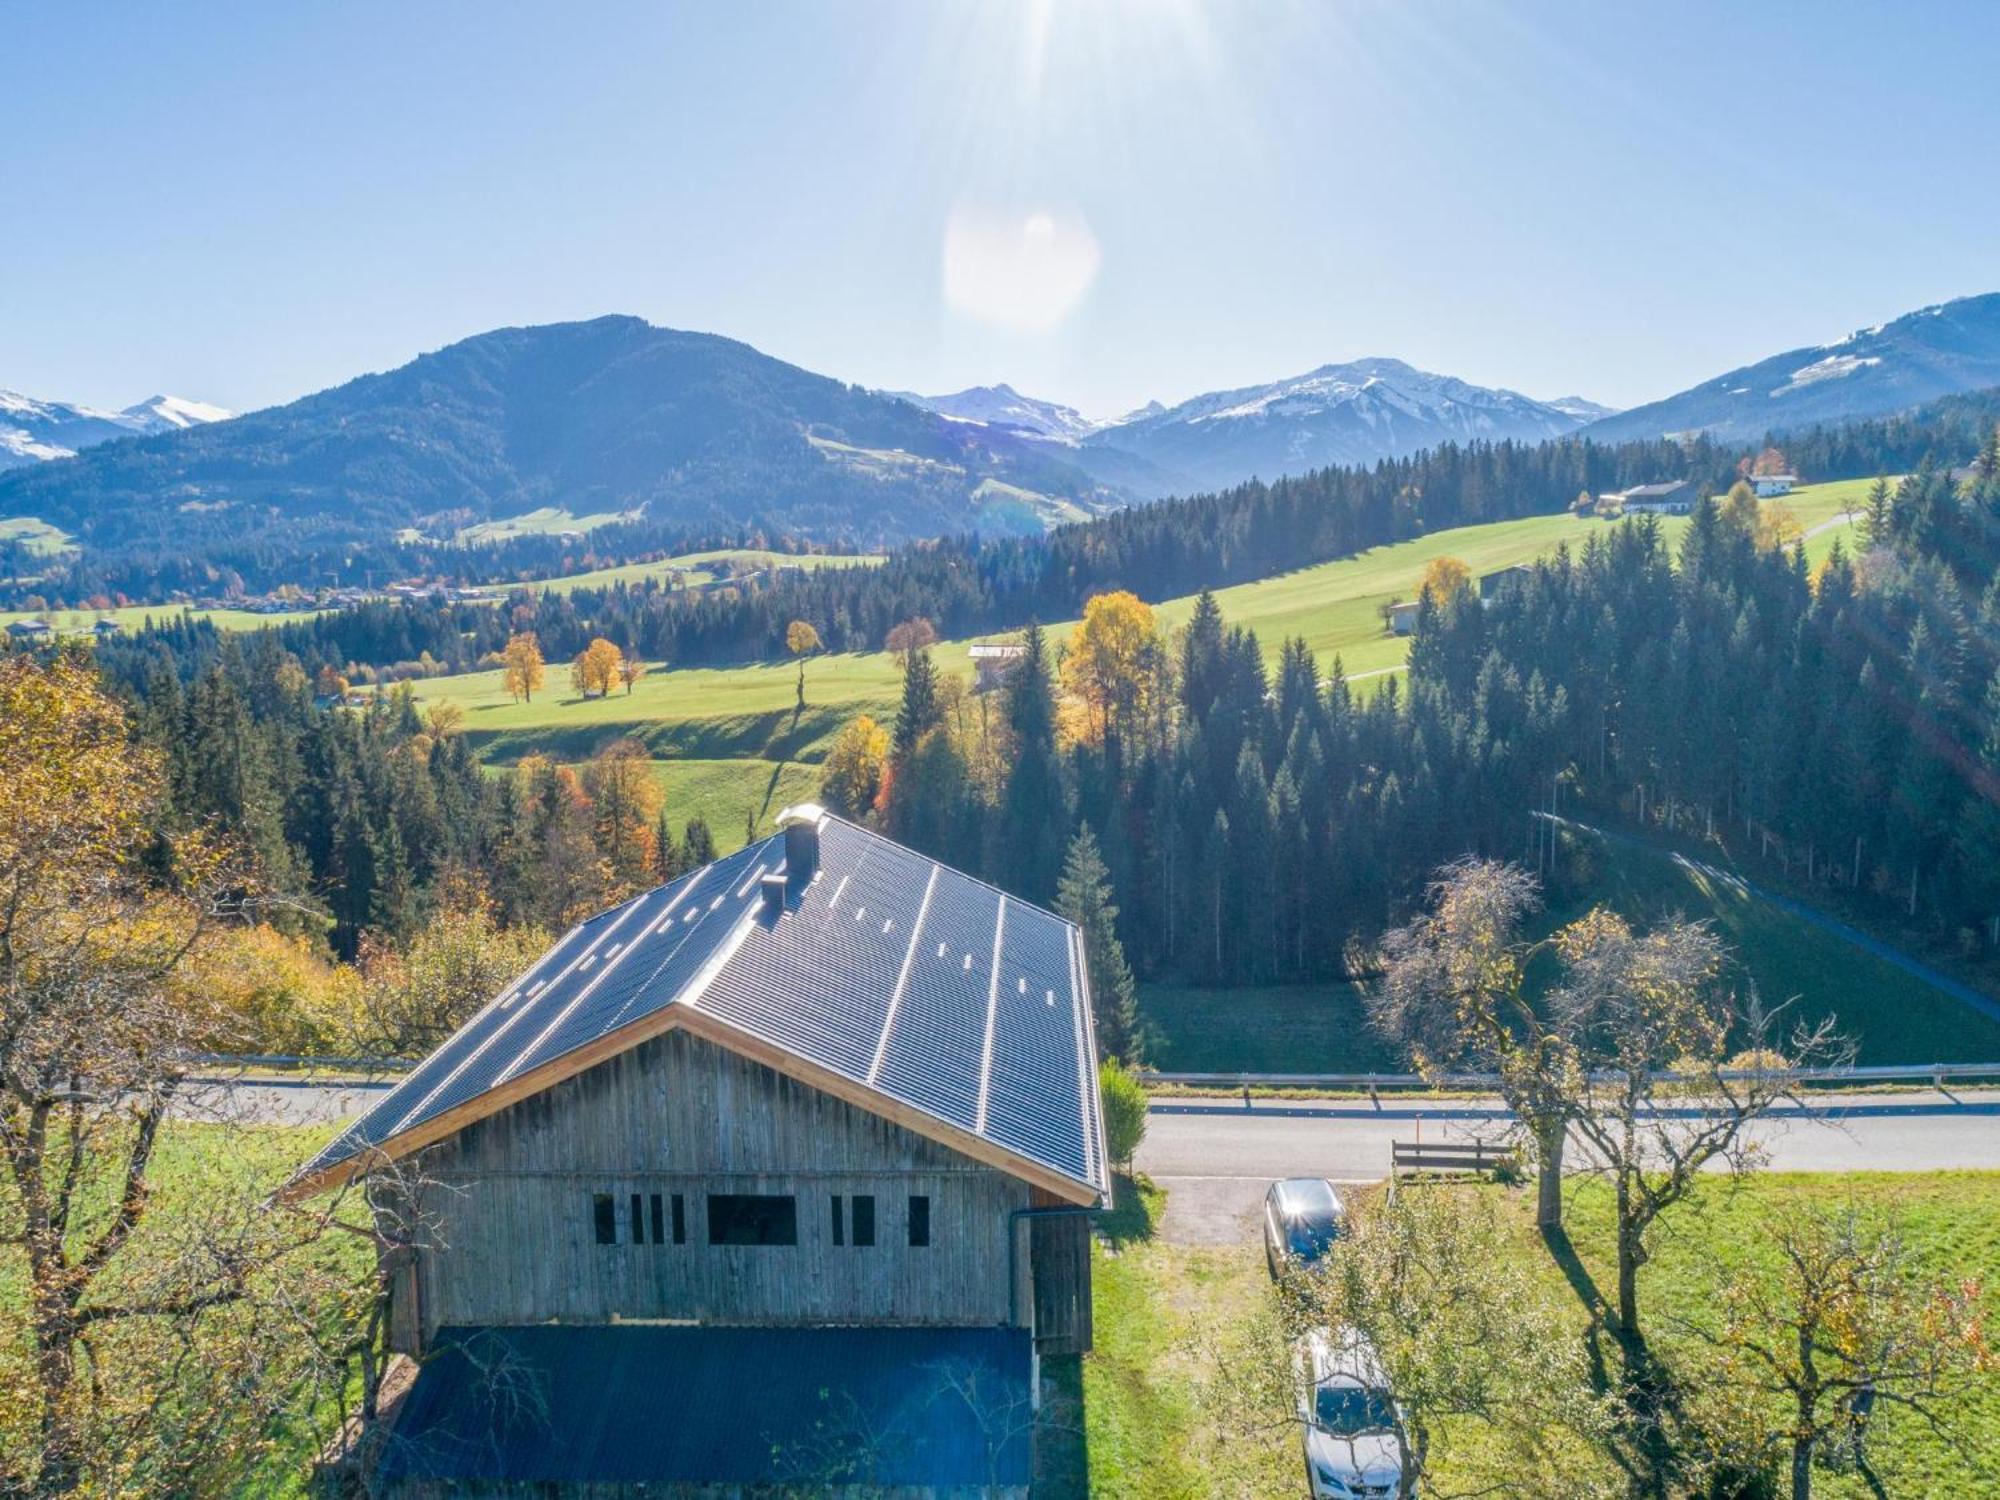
[1862,475,1893,548]
[892,647,941,760]
[683,817,717,868]
[995,623,1067,902]
[1057,825,1143,1063]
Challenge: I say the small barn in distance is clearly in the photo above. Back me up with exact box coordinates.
[969,640,1027,693]
[288,807,1109,1497]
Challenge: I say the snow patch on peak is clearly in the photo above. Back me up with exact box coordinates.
[127,394,233,428]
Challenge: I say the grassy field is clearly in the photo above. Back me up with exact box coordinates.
[0,515,74,555]
[531,546,881,596]
[1138,983,1397,1074]
[0,602,332,633]
[1552,821,2000,1064]
[1086,1170,2000,1498]
[452,504,640,544]
[644,756,825,843]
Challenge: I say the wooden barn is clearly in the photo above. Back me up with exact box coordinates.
[287,806,1110,1497]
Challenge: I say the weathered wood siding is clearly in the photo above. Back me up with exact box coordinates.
[399,1029,1036,1343]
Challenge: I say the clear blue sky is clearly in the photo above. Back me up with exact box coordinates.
[4,1,1996,419]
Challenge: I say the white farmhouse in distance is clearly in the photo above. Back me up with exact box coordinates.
[1750,473,1797,497]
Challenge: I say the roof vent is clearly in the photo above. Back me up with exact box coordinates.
[759,872,789,919]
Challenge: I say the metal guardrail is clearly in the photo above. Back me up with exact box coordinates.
[188,1052,417,1073]
[189,1055,2000,1090]
[1140,1063,2000,1090]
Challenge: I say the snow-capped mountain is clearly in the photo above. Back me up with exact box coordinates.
[896,383,1101,443]
[0,388,233,471]
[1581,292,2000,442]
[1079,358,1599,495]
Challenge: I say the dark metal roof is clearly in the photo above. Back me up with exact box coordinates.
[297,809,1108,1200]
[375,1323,1033,1489]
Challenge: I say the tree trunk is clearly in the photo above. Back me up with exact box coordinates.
[1534,1115,1566,1227]
[1791,1434,1813,1500]
[1615,1175,1643,1345]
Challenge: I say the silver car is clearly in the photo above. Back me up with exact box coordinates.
[1296,1325,1407,1498]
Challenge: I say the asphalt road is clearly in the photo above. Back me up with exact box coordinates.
[225,1076,2000,1246]
[1138,1089,2000,1244]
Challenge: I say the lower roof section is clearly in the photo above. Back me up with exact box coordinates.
[375,1323,1033,1490]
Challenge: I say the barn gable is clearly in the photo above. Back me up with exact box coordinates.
[288,808,1110,1207]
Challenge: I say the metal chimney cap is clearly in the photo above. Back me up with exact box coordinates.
[776,802,827,829]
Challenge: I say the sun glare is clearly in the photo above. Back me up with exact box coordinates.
[942,202,1102,334]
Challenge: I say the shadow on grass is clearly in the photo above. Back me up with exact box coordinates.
[1540,1224,1700,1498]
[1034,1353,1088,1499]
[1097,1172,1162,1250]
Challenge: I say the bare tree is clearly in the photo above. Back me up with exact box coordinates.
[1372,859,1583,1227]
[1546,909,1848,1350]
[1675,1203,1994,1500]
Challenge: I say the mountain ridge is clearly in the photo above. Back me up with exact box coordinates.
[1581,292,2000,442]
[0,387,232,470]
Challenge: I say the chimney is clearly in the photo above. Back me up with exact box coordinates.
[778,803,825,886]
[759,872,788,919]
[785,820,819,885]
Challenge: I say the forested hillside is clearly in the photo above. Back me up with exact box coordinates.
[61,439,2000,1062]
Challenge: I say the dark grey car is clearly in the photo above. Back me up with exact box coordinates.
[1263,1177,1346,1279]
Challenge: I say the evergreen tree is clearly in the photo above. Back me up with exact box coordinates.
[892,647,942,760]
[994,623,1068,902]
[1057,824,1143,1063]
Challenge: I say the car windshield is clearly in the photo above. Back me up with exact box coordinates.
[1286,1212,1341,1259]
[1315,1383,1397,1437]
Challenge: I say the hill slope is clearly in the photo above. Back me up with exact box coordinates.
[0,318,1116,556]
[1583,292,2000,442]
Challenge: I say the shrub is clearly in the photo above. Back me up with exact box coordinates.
[1099,1058,1148,1170]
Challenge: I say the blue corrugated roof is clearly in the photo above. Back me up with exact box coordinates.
[296,810,1108,1200]
[375,1323,1033,1488]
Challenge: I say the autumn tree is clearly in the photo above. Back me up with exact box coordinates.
[1202,1186,1617,1500]
[0,653,395,1495]
[618,651,647,696]
[1061,590,1160,746]
[582,736,665,891]
[786,619,822,709]
[357,881,548,1056]
[1679,1203,1993,1500]
[1418,554,1473,603]
[1373,860,1582,1229]
[1750,446,1791,477]
[501,631,545,703]
[570,636,624,699]
[820,714,890,818]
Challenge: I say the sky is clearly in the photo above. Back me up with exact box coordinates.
[4,1,1998,421]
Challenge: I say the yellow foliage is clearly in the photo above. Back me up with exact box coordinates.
[821,714,890,816]
[1419,555,1473,603]
[786,619,822,656]
[571,636,625,698]
[502,630,546,702]
[185,923,365,1055]
[1062,590,1159,745]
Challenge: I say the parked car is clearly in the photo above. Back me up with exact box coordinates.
[1295,1326,1407,1498]
[1263,1177,1346,1279]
